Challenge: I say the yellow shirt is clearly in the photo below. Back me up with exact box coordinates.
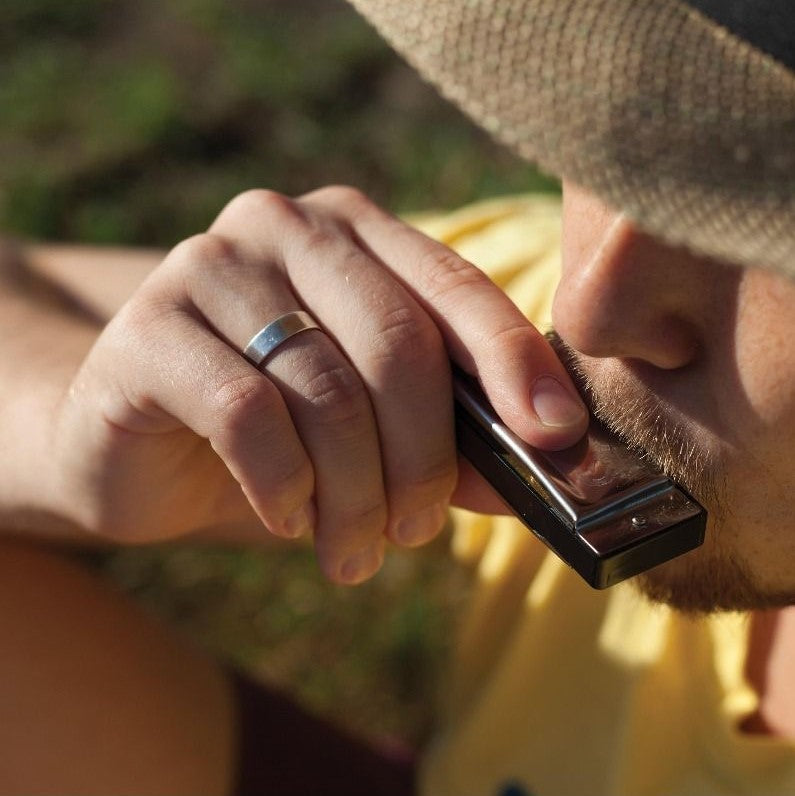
[409,195,795,796]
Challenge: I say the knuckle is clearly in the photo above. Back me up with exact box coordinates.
[323,500,387,539]
[393,455,458,506]
[306,184,370,209]
[113,294,163,339]
[297,225,342,262]
[349,500,388,534]
[298,364,372,429]
[108,293,176,365]
[211,374,278,446]
[417,246,486,303]
[369,305,443,375]
[486,321,541,360]
[263,456,314,509]
[414,457,458,496]
[210,375,314,502]
[168,232,240,274]
[223,188,300,224]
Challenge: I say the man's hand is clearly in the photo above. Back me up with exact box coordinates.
[47,186,588,583]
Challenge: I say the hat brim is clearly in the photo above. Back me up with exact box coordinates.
[349,0,795,277]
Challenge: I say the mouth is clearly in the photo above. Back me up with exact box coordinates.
[545,330,721,505]
[545,331,597,409]
[545,331,635,442]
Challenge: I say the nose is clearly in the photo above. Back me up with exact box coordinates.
[552,189,701,370]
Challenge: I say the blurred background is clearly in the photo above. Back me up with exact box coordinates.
[2,0,558,745]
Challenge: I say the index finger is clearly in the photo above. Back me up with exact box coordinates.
[305,187,589,450]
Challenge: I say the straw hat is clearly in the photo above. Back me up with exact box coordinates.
[348,0,795,277]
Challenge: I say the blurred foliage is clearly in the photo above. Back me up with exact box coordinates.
[2,0,557,745]
[1,0,557,246]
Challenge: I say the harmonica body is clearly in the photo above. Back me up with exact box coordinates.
[453,370,706,588]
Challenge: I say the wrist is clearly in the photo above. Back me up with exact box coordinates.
[0,287,100,535]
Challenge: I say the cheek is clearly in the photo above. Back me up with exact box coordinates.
[726,271,795,542]
[733,272,795,426]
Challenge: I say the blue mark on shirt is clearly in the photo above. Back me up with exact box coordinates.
[497,781,535,796]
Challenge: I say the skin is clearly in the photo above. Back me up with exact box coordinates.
[4,186,588,583]
[555,181,795,740]
[1,180,793,791]
[556,181,795,611]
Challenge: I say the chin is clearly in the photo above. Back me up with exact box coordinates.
[633,518,795,614]
[547,332,795,612]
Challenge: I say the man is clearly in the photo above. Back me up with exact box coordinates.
[0,0,793,794]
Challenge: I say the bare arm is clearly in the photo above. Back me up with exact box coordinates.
[25,243,165,323]
[0,241,114,541]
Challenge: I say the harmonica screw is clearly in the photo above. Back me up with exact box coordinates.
[631,516,647,529]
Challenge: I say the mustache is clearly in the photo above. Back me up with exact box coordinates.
[545,331,724,507]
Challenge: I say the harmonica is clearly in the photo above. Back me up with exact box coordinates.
[453,369,706,588]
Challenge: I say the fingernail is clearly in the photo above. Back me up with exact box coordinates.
[284,503,314,539]
[339,541,384,584]
[394,503,448,547]
[531,376,588,428]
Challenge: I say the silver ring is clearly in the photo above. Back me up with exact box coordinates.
[242,310,321,367]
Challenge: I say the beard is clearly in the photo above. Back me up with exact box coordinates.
[546,331,795,613]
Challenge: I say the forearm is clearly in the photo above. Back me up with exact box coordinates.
[0,240,160,540]
[0,241,285,547]
[26,243,165,323]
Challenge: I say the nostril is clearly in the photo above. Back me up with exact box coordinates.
[637,317,701,370]
[558,182,718,374]
[552,304,700,370]
[558,186,706,371]
[550,283,616,360]
[552,268,701,369]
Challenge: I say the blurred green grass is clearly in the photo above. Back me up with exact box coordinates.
[1,0,557,744]
[1,0,557,246]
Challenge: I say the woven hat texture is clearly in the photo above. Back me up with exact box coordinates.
[349,0,795,277]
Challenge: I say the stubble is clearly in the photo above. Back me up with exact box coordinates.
[546,331,795,612]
